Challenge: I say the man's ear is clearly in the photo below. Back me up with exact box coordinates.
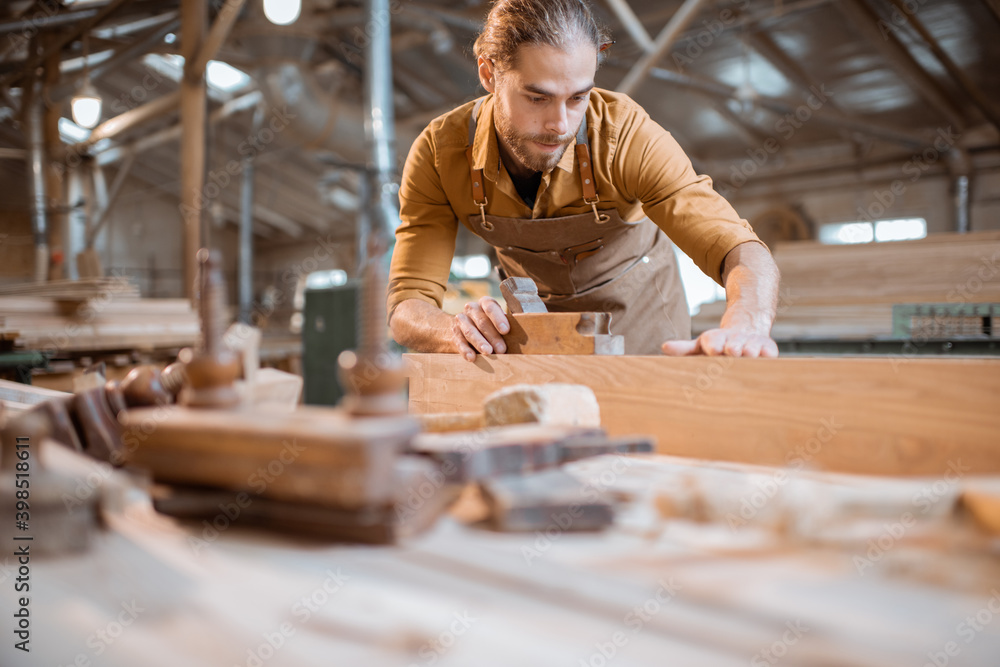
[478,55,496,93]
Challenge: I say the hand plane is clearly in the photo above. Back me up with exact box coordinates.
[498,277,624,355]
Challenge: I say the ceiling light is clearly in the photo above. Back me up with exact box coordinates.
[71,79,102,129]
[71,34,102,129]
[263,0,301,25]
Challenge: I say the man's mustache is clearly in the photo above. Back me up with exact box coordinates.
[528,132,573,145]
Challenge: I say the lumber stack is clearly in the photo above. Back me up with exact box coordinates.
[0,279,198,353]
[405,353,1000,476]
[693,231,1000,339]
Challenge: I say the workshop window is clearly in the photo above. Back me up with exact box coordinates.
[819,218,926,245]
[450,255,493,280]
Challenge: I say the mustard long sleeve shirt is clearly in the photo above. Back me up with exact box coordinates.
[388,88,764,316]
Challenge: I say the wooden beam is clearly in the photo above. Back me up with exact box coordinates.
[405,353,1000,476]
[180,0,207,302]
[190,0,247,75]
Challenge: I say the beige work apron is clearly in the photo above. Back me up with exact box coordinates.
[465,100,691,355]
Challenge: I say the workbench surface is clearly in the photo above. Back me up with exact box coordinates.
[3,453,999,667]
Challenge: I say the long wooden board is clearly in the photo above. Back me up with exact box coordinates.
[694,232,1000,340]
[405,353,1000,476]
[772,230,1000,305]
[0,296,198,352]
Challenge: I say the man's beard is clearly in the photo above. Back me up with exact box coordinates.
[494,96,578,174]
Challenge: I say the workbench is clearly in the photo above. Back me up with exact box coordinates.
[2,453,999,667]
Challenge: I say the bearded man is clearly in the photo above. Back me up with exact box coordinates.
[387,0,780,360]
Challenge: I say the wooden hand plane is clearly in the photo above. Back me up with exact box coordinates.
[498,277,624,355]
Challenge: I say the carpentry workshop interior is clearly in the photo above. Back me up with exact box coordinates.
[1,0,1000,665]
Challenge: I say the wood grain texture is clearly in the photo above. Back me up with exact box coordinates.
[405,353,1000,476]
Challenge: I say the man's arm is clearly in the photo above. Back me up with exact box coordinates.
[390,297,510,362]
[662,242,780,357]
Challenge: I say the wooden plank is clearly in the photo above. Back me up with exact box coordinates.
[404,353,1000,476]
[693,300,896,339]
[0,296,199,352]
[0,277,140,299]
[772,231,1000,305]
[694,233,1000,340]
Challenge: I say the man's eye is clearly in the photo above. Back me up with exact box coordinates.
[571,96,587,103]
[528,96,545,103]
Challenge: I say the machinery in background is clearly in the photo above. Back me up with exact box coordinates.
[302,280,358,406]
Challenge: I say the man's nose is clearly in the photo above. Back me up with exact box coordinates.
[544,103,568,136]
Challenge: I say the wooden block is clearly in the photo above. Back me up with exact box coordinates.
[479,468,613,532]
[224,323,262,384]
[119,406,420,508]
[404,353,1000,476]
[237,367,302,410]
[483,383,600,428]
[409,424,604,483]
[504,312,624,355]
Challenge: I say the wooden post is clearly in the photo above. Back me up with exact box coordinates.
[180,0,207,302]
[43,35,65,281]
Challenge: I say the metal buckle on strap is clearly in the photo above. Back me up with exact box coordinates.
[585,197,611,224]
[479,200,493,231]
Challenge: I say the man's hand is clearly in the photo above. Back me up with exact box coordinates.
[662,327,778,357]
[389,297,510,362]
[453,296,510,361]
[662,242,780,358]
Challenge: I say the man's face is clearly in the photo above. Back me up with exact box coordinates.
[480,42,598,174]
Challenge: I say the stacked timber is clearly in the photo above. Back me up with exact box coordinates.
[0,278,199,352]
[693,230,1000,339]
